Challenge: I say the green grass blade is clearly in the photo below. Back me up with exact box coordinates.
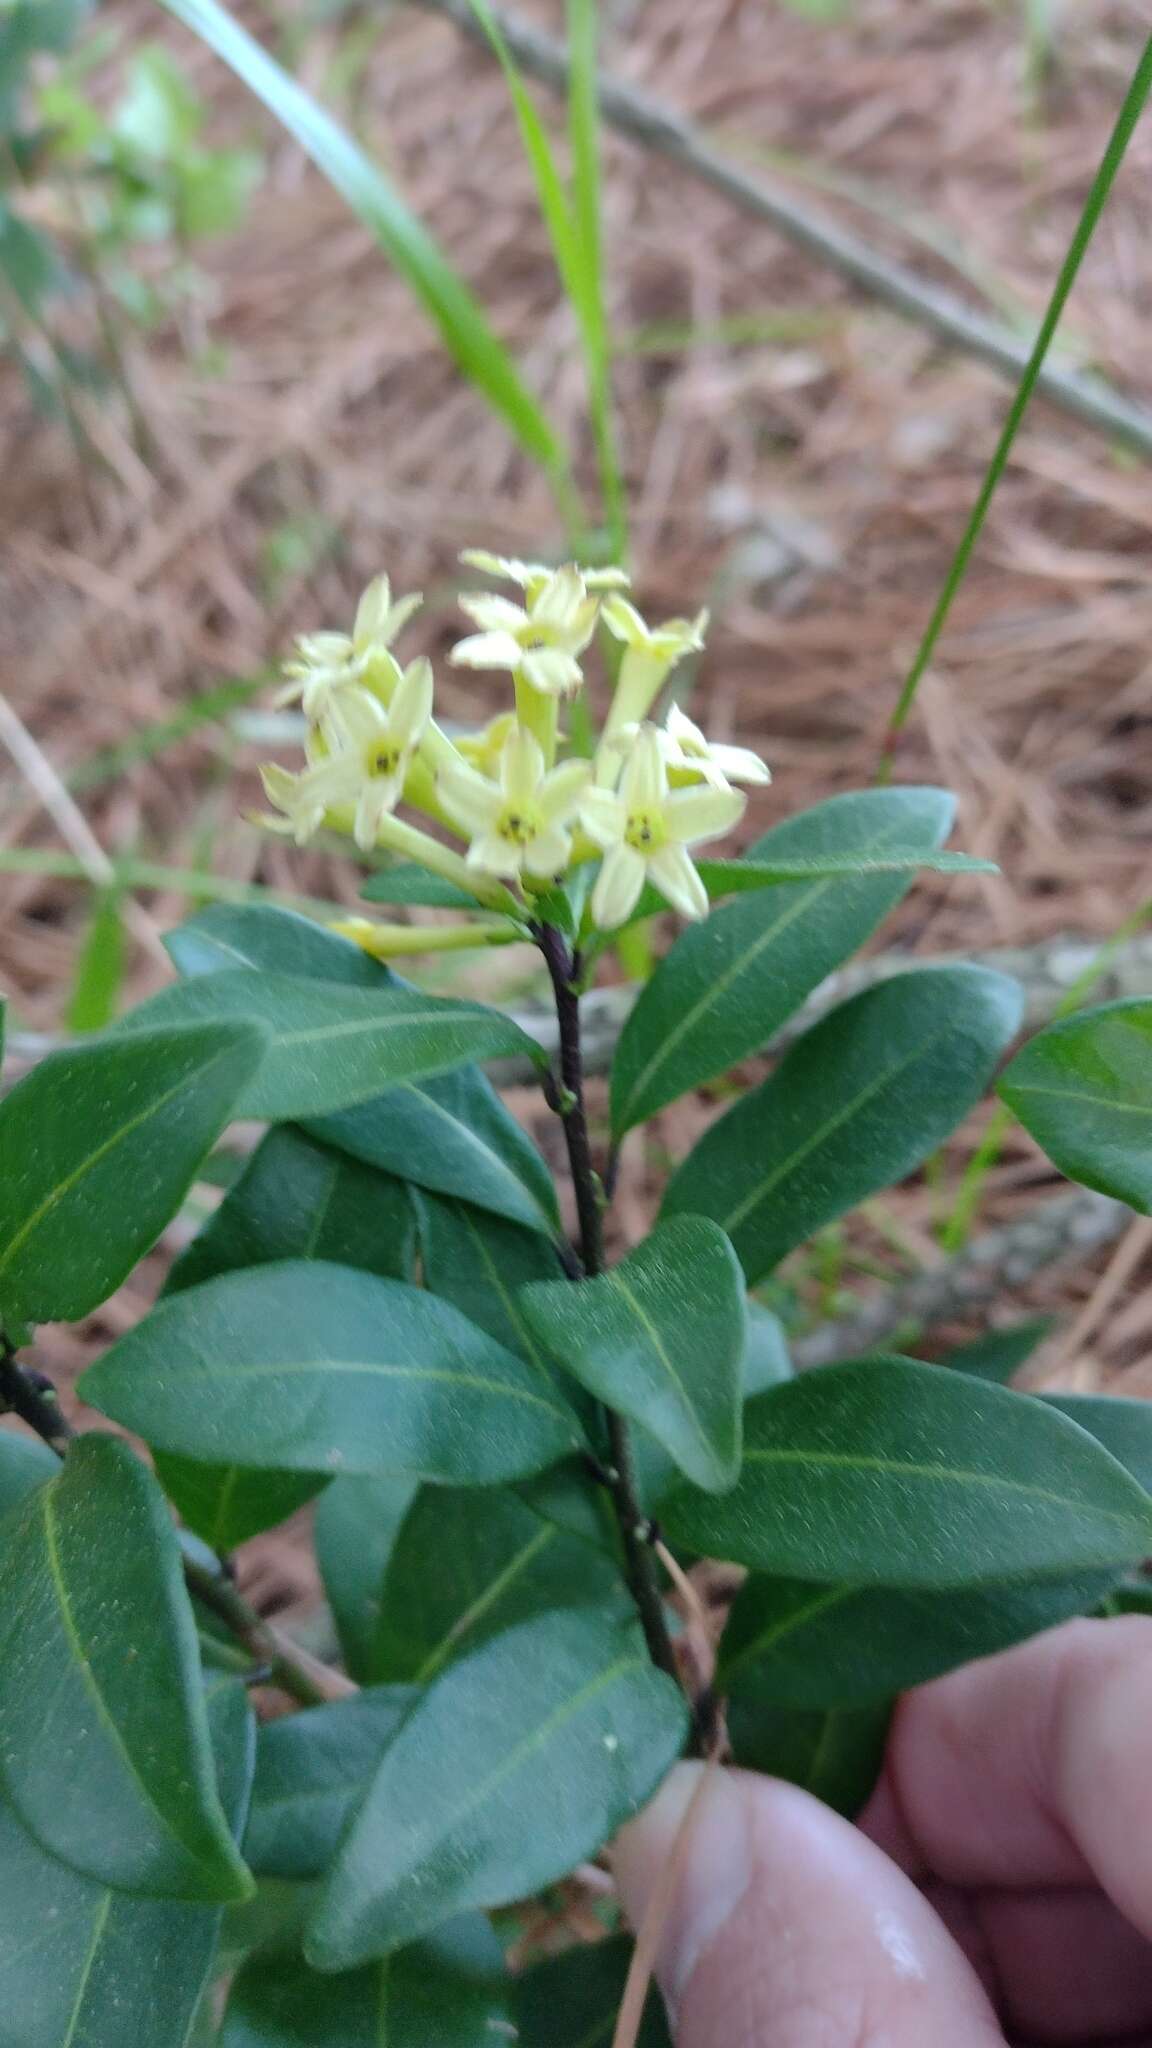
[66,888,126,1034]
[0,847,341,920]
[158,0,569,486]
[878,35,1152,779]
[566,0,626,556]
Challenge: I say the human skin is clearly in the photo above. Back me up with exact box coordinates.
[613,1617,1152,2046]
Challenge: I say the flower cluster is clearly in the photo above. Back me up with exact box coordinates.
[256,554,769,932]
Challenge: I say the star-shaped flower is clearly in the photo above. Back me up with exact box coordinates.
[580,724,744,927]
[451,566,600,696]
[438,724,591,881]
[260,661,433,851]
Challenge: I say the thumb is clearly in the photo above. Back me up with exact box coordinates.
[612,1762,1006,2047]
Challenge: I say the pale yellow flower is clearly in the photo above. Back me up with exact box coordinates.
[275,574,422,719]
[460,551,630,604]
[438,725,591,882]
[451,566,599,697]
[260,662,433,852]
[454,709,519,780]
[600,598,709,742]
[661,703,771,789]
[580,725,744,928]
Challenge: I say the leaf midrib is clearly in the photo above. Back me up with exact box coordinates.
[605,1269,721,1477]
[139,1355,573,1421]
[1005,1079,1152,1118]
[740,1445,1143,1528]
[413,1523,555,1684]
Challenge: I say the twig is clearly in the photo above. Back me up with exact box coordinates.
[411,0,1152,457]
[791,1187,1131,1367]
[1039,1212,1152,1380]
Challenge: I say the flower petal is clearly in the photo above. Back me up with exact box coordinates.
[600,595,646,646]
[648,845,708,920]
[466,830,522,878]
[390,657,434,747]
[579,787,627,850]
[538,757,592,826]
[525,823,572,876]
[708,741,772,785]
[437,757,504,835]
[450,631,524,671]
[665,783,746,846]
[500,725,545,804]
[591,845,645,929]
[531,565,586,629]
[521,647,583,695]
[457,593,527,633]
[620,726,668,813]
[324,687,388,747]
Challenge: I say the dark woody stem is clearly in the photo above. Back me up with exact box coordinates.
[536,923,684,1695]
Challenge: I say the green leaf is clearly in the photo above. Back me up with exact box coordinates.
[314,1476,418,1682]
[167,1125,416,1295]
[167,904,558,1236]
[0,1431,56,1521]
[415,1191,567,1375]
[717,1566,1120,1712]
[944,1318,1055,1384]
[155,1455,325,1553]
[81,1260,580,1483]
[0,1020,264,1328]
[522,1217,747,1492]
[166,902,390,986]
[514,1934,672,2048]
[246,1689,417,1880]
[686,850,998,902]
[664,1355,1152,1589]
[724,1696,890,1818]
[663,968,1023,1285]
[370,1484,623,1685]
[0,1436,254,1900]
[609,786,957,1135]
[120,971,545,1120]
[66,887,125,1033]
[159,0,565,475]
[631,1300,792,1513]
[359,863,491,910]
[1042,1393,1152,1494]
[223,1916,511,2046]
[0,1676,254,2048]
[307,1608,690,1967]
[998,999,1152,1211]
[310,1065,559,1235]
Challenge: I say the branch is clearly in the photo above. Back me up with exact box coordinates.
[411,0,1152,457]
[488,930,1152,1088]
[792,1187,1130,1367]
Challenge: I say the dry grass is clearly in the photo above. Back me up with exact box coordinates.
[2,0,1151,1605]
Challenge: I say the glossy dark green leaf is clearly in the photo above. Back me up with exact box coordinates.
[663,969,1023,1285]
[360,863,496,909]
[370,1484,623,1684]
[314,1475,418,1681]
[0,1431,56,1521]
[309,1066,559,1236]
[0,1676,254,2048]
[515,1458,619,1553]
[1043,1393,1152,1494]
[307,1607,690,1967]
[632,1300,792,1512]
[610,786,956,1135]
[664,1355,1152,1589]
[693,851,995,896]
[246,1689,416,1880]
[168,1125,416,1296]
[166,901,394,987]
[120,971,545,1120]
[167,905,558,1236]
[81,1261,580,1483]
[725,1694,890,1817]
[0,1437,253,1900]
[222,1916,510,2046]
[717,1566,1120,1711]
[514,1934,672,2048]
[0,1020,264,1328]
[155,1454,325,1552]
[999,999,1152,1211]
[522,1217,746,1492]
[944,1319,1054,1384]
[414,1191,565,1374]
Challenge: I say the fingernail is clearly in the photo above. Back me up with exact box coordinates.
[613,1762,755,2022]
